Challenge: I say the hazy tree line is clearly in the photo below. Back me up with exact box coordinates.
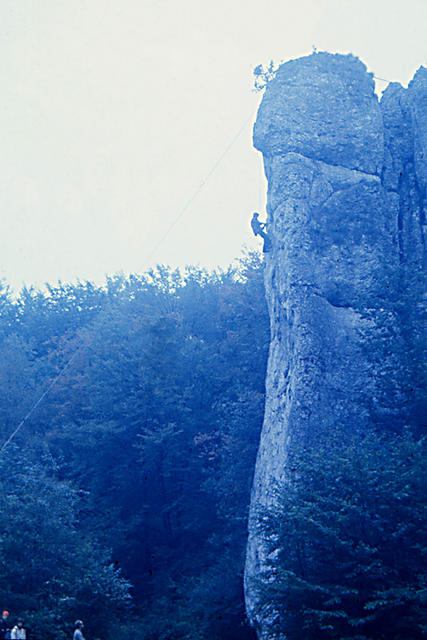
[0,252,424,640]
[0,253,267,640]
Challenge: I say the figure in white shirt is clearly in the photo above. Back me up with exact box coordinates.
[10,620,26,640]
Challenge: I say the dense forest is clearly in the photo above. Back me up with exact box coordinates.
[0,251,425,640]
[0,252,267,640]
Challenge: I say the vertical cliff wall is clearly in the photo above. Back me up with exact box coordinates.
[244,53,426,639]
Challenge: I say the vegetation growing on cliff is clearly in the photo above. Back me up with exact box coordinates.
[257,429,427,639]
[253,60,279,92]
[252,261,426,640]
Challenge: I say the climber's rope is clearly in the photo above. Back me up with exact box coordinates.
[0,350,81,453]
[3,67,391,453]
[0,111,255,454]
[141,113,253,267]
[258,162,264,211]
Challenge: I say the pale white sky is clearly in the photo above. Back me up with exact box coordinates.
[1,0,426,290]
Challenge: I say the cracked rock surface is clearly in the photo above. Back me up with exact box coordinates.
[244,53,426,639]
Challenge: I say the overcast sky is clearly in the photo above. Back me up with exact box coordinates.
[1,0,426,291]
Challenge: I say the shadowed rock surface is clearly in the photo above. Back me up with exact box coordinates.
[244,53,426,639]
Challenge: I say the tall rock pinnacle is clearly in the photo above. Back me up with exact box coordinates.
[244,53,426,639]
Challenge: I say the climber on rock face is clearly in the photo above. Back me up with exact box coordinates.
[251,212,272,253]
[250,212,266,237]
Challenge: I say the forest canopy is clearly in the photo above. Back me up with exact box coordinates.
[0,249,424,640]
[0,252,268,640]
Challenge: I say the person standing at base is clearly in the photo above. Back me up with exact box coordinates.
[0,611,10,640]
[10,620,26,640]
[73,621,85,640]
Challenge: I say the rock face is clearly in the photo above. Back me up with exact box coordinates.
[244,53,426,639]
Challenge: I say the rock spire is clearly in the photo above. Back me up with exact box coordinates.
[244,52,426,639]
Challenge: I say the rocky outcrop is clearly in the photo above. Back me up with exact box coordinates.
[244,53,426,639]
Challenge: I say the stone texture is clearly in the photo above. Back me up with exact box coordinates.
[409,67,427,195]
[381,69,427,267]
[253,53,384,175]
[244,54,426,639]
